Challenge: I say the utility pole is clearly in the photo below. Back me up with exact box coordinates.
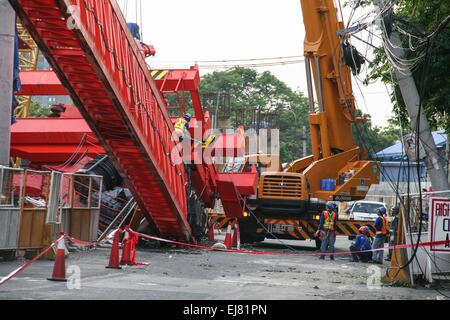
[0,0,15,167]
[374,0,450,194]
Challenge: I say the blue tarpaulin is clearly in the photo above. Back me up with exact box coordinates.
[127,23,140,40]
[376,131,447,161]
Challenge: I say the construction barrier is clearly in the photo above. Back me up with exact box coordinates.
[105,229,122,269]
[133,231,450,257]
[208,214,232,230]
[261,218,377,240]
[0,233,64,286]
[47,232,67,282]
[1,229,449,287]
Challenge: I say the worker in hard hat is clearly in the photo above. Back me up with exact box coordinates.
[386,206,400,261]
[372,206,389,264]
[315,201,337,260]
[349,226,372,262]
[174,113,192,142]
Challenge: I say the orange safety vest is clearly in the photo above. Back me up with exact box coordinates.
[376,216,388,236]
[323,211,336,231]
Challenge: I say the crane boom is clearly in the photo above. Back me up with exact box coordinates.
[258,0,379,205]
[301,0,357,159]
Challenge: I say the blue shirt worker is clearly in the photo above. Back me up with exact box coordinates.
[372,207,389,264]
[386,206,399,261]
[315,201,337,260]
[350,226,372,262]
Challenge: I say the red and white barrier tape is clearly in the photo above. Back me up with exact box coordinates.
[0,233,100,286]
[66,236,97,247]
[133,231,450,257]
[0,234,65,286]
[2,229,449,287]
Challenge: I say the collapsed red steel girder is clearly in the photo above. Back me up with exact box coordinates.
[10,0,257,241]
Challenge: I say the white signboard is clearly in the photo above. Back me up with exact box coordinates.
[402,133,426,161]
[429,198,450,253]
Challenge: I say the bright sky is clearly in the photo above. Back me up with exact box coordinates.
[119,0,394,128]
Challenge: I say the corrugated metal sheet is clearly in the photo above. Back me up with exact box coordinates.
[0,208,20,249]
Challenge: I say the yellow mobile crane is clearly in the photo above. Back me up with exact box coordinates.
[240,0,380,245]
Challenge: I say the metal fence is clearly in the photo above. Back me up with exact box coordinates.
[0,167,24,250]
[0,166,103,251]
[397,191,450,283]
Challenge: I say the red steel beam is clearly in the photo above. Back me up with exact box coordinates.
[152,67,205,123]
[17,70,67,96]
[10,0,192,241]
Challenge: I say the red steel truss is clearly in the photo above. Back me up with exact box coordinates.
[10,0,192,240]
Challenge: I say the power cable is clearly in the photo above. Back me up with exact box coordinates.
[391,33,435,276]
[154,55,304,64]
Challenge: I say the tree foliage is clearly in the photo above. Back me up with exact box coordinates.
[199,68,310,163]
[353,111,403,155]
[199,67,403,162]
[28,100,52,118]
[366,0,450,132]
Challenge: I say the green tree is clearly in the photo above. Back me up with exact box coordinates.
[353,111,403,155]
[28,100,52,117]
[199,68,310,163]
[365,0,450,132]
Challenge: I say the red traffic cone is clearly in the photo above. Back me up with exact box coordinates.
[208,220,215,241]
[224,224,233,250]
[232,220,240,250]
[120,228,131,265]
[128,230,138,266]
[106,229,122,269]
[48,233,67,282]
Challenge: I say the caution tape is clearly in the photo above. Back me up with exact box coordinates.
[133,231,450,257]
[2,230,449,287]
[0,233,101,286]
[66,236,97,247]
[0,234,65,286]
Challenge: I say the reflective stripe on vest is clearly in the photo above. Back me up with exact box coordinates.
[174,118,186,131]
[376,216,387,235]
[323,211,336,230]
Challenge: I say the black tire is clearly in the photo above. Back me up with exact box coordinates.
[187,196,208,239]
[239,218,265,244]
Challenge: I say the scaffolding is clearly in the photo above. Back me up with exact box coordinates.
[15,20,39,118]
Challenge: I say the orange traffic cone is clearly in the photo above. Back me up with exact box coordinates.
[106,229,122,269]
[208,220,215,241]
[232,220,240,250]
[120,227,131,265]
[48,233,67,282]
[224,224,233,250]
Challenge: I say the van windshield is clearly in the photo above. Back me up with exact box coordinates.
[353,203,381,214]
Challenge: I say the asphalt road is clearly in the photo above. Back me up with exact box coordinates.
[0,236,447,300]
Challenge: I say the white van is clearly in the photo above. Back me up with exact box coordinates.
[346,201,388,221]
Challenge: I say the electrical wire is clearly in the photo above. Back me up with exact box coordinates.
[154,55,304,64]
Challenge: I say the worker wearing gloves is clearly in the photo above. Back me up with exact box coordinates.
[386,206,400,261]
[349,226,372,262]
[372,207,389,264]
[174,113,192,142]
[315,201,337,260]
